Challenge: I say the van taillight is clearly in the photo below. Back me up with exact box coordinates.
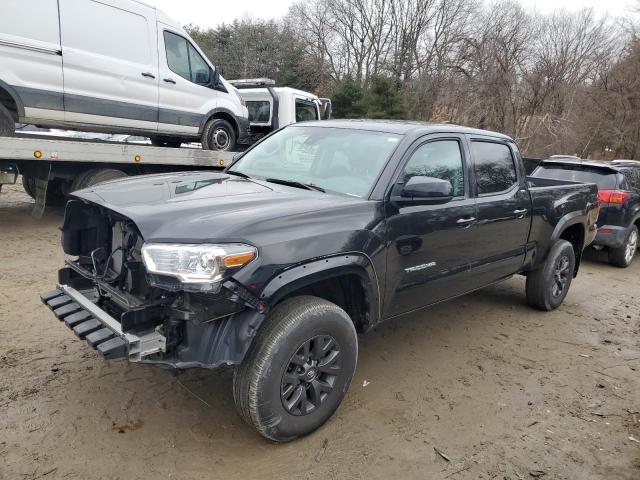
[597,190,630,204]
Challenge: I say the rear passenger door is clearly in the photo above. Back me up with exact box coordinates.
[59,0,159,131]
[468,138,530,286]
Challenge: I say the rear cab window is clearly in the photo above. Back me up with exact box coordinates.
[533,165,619,190]
[295,99,319,122]
[247,101,272,123]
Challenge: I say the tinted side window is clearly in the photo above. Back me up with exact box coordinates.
[247,101,271,123]
[188,44,210,84]
[295,100,319,122]
[472,141,518,194]
[621,168,640,193]
[164,31,190,81]
[401,140,465,197]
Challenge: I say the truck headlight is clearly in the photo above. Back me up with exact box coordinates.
[141,243,257,285]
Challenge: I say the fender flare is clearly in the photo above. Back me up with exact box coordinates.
[259,252,382,329]
[0,79,25,119]
[198,107,240,135]
[541,212,587,273]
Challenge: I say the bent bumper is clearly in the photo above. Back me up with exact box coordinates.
[593,225,628,249]
[41,286,166,361]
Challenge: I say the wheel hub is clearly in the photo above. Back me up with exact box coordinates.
[551,255,570,298]
[625,230,638,263]
[213,128,229,149]
[281,335,341,416]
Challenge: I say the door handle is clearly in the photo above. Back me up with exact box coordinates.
[141,72,155,79]
[514,209,528,218]
[456,217,476,227]
[163,78,176,84]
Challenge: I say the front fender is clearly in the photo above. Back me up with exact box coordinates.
[259,252,382,329]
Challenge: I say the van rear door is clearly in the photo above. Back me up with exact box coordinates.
[58,0,159,132]
[0,0,64,122]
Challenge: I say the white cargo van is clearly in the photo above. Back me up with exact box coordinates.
[0,0,249,150]
[230,78,331,142]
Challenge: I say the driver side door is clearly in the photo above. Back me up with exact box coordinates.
[383,135,478,318]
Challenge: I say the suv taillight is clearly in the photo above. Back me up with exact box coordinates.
[597,189,631,204]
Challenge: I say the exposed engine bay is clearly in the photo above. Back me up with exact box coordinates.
[54,200,265,368]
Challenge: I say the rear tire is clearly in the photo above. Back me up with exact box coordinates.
[233,296,358,442]
[22,175,67,206]
[526,240,575,311]
[0,104,15,137]
[201,118,236,151]
[608,225,638,268]
[72,168,127,191]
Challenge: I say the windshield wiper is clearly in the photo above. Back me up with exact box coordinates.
[226,170,250,179]
[265,178,325,192]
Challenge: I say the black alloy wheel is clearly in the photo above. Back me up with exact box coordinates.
[280,335,341,416]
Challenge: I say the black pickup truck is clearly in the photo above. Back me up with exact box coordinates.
[42,120,599,441]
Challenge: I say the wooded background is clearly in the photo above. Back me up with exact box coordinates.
[187,0,640,159]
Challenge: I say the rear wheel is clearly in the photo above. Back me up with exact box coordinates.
[0,104,15,137]
[526,240,575,311]
[72,168,127,191]
[608,225,638,268]
[21,175,66,206]
[201,118,236,151]
[233,296,358,442]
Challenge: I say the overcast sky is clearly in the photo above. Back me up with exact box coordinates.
[145,0,634,29]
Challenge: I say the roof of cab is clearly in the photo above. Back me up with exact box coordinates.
[290,119,513,140]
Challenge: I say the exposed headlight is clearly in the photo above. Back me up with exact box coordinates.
[141,243,257,286]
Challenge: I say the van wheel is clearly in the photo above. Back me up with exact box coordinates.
[201,118,236,151]
[73,168,127,190]
[150,136,183,148]
[21,175,36,199]
[526,240,575,311]
[608,225,638,268]
[233,296,358,442]
[0,104,15,137]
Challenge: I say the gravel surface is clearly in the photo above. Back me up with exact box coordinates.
[1,181,639,480]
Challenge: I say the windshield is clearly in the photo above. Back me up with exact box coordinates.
[533,165,619,190]
[229,126,402,197]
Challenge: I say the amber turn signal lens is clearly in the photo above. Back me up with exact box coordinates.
[224,251,256,268]
[34,150,42,158]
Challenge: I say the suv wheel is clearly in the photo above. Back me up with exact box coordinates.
[0,104,15,137]
[201,118,236,151]
[233,296,358,442]
[526,239,575,311]
[608,225,638,268]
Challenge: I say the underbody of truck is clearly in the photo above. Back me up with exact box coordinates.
[42,200,264,368]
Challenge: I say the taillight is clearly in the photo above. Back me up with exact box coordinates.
[597,189,631,204]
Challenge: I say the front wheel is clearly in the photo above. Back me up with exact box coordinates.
[201,118,236,151]
[526,239,575,311]
[233,296,358,442]
[608,225,638,268]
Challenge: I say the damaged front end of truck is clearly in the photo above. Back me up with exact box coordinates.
[41,200,266,368]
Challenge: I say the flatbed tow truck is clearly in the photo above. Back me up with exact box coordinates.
[0,134,235,217]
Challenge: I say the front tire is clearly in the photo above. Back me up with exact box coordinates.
[233,296,358,442]
[526,239,575,311]
[201,118,236,151]
[608,225,638,268]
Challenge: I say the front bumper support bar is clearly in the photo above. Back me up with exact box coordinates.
[41,285,166,361]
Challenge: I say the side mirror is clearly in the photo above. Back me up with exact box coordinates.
[393,176,453,205]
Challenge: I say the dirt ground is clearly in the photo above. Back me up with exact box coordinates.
[1,180,639,480]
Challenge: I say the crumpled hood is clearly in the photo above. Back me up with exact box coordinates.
[71,171,374,243]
